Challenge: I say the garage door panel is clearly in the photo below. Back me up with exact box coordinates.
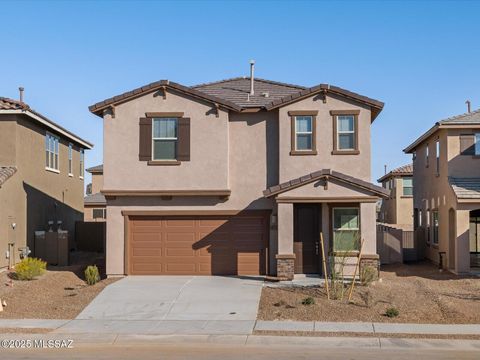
[128,212,268,275]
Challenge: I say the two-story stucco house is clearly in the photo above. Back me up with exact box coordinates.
[89,70,388,279]
[377,164,413,226]
[404,109,480,274]
[0,94,92,270]
[84,164,106,222]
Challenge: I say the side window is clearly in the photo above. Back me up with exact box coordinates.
[403,177,413,196]
[80,149,84,179]
[68,143,73,175]
[425,143,429,167]
[93,208,106,220]
[295,116,313,151]
[45,133,59,171]
[436,140,440,174]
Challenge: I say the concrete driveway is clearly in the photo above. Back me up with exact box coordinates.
[76,276,264,321]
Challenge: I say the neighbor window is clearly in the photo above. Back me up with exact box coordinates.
[153,118,177,160]
[79,149,84,178]
[333,207,360,251]
[45,133,59,171]
[93,208,107,220]
[419,209,422,227]
[475,134,480,155]
[436,140,440,174]
[425,143,429,167]
[337,115,355,150]
[403,177,413,196]
[295,116,313,151]
[426,209,431,244]
[432,211,439,245]
[68,143,73,175]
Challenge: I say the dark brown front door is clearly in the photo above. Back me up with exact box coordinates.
[294,204,321,274]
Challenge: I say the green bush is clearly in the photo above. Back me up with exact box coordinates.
[385,307,399,318]
[84,265,100,285]
[301,296,315,305]
[14,257,47,280]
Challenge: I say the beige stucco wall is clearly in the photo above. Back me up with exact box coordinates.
[379,176,413,225]
[279,94,372,183]
[412,128,476,273]
[104,92,277,275]
[91,173,104,194]
[0,114,85,269]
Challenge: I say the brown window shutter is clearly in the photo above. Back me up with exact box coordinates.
[177,117,190,161]
[139,117,152,161]
[460,134,475,155]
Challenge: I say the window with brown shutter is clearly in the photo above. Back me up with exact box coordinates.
[139,117,152,161]
[460,134,475,155]
[177,117,191,161]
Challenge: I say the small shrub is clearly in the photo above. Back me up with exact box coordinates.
[361,266,377,286]
[84,265,100,285]
[385,307,399,318]
[301,296,315,305]
[14,257,46,280]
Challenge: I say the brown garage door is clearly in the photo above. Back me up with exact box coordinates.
[127,211,269,275]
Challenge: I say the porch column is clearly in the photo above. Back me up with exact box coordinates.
[360,202,377,255]
[455,210,470,274]
[276,202,295,279]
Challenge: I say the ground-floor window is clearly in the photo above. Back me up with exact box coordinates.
[432,211,439,245]
[332,207,360,251]
[93,208,107,220]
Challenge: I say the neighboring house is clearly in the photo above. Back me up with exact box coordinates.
[84,164,106,221]
[377,164,413,225]
[0,95,93,270]
[89,72,388,279]
[404,109,480,273]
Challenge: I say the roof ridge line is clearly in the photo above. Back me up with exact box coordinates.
[192,76,306,90]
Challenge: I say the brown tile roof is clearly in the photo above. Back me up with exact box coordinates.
[0,97,29,110]
[84,192,106,205]
[449,177,480,200]
[263,169,389,198]
[86,164,103,174]
[377,163,413,182]
[89,78,384,121]
[264,84,384,121]
[192,77,305,108]
[89,80,243,115]
[0,97,93,149]
[0,166,17,187]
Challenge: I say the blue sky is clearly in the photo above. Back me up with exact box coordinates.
[1,0,479,186]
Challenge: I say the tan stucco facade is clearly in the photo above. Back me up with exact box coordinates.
[379,176,413,225]
[409,126,480,273]
[100,87,383,277]
[0,114,86,269]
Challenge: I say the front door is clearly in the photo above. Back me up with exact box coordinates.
[293,204,321,274]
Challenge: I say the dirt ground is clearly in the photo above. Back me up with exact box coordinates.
[0,252,117,319]
[258,262,480,324]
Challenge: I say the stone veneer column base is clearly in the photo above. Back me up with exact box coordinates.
[359,254,380,280]
[276,254,296,280]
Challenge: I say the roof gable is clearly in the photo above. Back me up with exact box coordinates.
[264,169,389,198]
[377,164,413,182]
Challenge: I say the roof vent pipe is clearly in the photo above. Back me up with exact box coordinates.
[466,100,471,113]
[249,60,255,96]
[19,87,24,103]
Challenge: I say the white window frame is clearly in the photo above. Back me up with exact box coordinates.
[336,115,355,151]
[68,143,73,176]
[419,209,422,227]
[45,133,60,173]
[426,209,431,244]
[436,140,440,174]
[426,143,429,167]
[92,208,107,220]
[432,210,439,245]
[332,207,360,252]
[295,115,313,151]
[79,149,84,179]
[402,176,413,196]
[475,133,480,155]
[152,118,178,161]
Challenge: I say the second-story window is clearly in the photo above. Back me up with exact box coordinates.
[425,143,429,167]
[80,149,84,179]
[153,118,178,160]
[46,133,59,171]
[295,116,313,151]
[475,134,480,155]
[436,140,440,174]
[337,115,356,150]
[403,176,413,196]
[68,143,73,175]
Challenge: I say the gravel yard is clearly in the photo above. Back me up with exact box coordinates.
[258,262,480,324]
[0,252,117,319]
